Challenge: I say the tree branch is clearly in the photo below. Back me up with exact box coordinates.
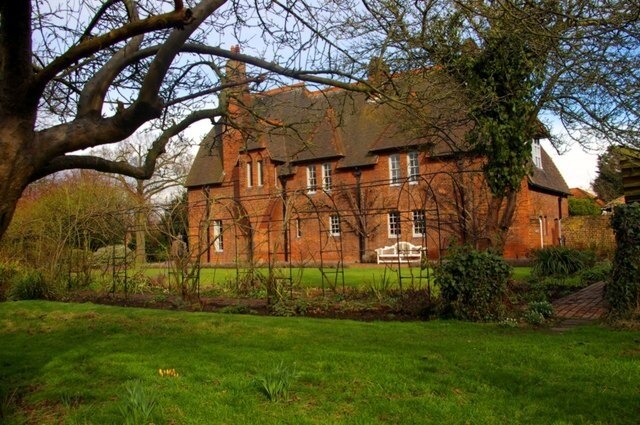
[32,107,224,182]
[33,6,193,98]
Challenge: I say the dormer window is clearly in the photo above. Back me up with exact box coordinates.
[532,139,543,169]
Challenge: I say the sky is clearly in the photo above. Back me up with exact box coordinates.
[541,139,599,191]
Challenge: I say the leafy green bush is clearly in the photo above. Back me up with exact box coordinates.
[118,380,159,425]
[522,275,586,302]
[8,270,55,300]
[523,309,546,326]
[257,362,297,402]
[580,263,612,286]
[0,262,21,301]
[93,245,133,267]
[568,198,601,216]
[435,247,511,321]
[531,247,595,277]
[219,305,256,315]
[527,301,554,319]
[607,204,640,317]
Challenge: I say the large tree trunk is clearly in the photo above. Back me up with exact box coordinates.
[134,179,147,264]
[485,191,518,253]
[0,119,36,241]
[134,210,147,264]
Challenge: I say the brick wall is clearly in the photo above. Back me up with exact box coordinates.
[562,215,615,255]
[188,144,570,263]
[504,181,568,259]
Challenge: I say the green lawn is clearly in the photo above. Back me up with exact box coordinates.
[1,301,639,424]
[139,265,532,291]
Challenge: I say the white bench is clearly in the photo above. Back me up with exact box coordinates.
[375,242,425,264]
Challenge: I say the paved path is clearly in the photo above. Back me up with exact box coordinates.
[552,281,607,320]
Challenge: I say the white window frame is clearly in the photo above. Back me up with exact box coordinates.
[388,211,401,237]
[246,161,253,187]
[329,215,340,236]
[412,209,426,237]
[213,220,224,252]
[307,165,317,193]
[322,163,332,191]
[407,151,420,183]
[257,160,264,186]
[532,139,543,169]
[389,154,401,186]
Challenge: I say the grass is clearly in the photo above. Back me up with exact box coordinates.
[1,301,639,424]
[138,265,533,291]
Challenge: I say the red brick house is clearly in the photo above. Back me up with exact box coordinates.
[186,62,570,264]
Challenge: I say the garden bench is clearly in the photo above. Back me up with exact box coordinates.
[375,241,425,264]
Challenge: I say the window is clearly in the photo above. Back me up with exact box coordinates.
[532,139,543,169]
[407,151,420,183]
[246,162,253,187]
[329,215,340,236]
[296,218,302,238]
[257,160,264,186]
[412,209,426,236]
[389,154,401,185]
[388,211,401,237]
[307,165,317,193]
[322,163,332,191]
[213,220,223,252]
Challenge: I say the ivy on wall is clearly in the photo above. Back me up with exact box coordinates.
[606,203,640,317]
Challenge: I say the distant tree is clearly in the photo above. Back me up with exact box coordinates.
[1,171,133,274]
[142,190,190,263]
[592,147,624,203]
[569,198,601,216]
[107,133,193,264]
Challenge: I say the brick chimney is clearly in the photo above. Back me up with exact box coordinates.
[225,45,251,116]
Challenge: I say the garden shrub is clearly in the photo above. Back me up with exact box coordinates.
[435,247,511,321]
[257,362,297,402]
[118,380,159,425]
[531,246,594,277]
[93,245,133,267]
[8,269,55,300]
[568,198,601,216]
[527,300,554,319]
[523,275,586,302]
[607,204,640,317]
[580,262,612,286]
[523,309,546,326]
[0,262,21,301]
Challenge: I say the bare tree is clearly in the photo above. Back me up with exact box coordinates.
[349,0,640,249]
[107,133,193,264]
[0,0,370,241]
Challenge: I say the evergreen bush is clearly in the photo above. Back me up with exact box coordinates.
[531,246,594,277]
[607,204,640,316]
[8,269,54,300]
[568,198,601,216]
[435,247,511,321]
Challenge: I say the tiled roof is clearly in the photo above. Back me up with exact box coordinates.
[184,126,224,187]
[187,81,569,195]
[528,149,570,195]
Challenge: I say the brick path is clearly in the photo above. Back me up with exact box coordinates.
[552,281,607,319]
